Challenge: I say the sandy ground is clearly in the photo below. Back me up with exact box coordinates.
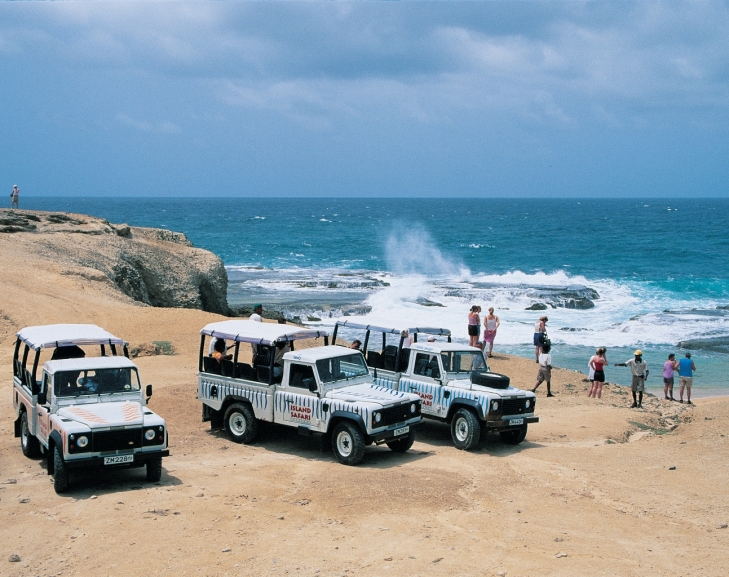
[1,232,729,577]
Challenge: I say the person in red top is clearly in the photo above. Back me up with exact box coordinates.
[588,347,608,399]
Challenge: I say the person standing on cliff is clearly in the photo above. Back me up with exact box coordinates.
[10,185,19,209]
[678,352,696,405]
[615,350,649,408]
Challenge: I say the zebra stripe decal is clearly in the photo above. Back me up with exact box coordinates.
[397,378,490,418]
[199,376,270,410]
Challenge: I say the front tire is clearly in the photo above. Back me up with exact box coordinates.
[500,425,528,445]
[20,412,41,458]
[223,403,258,444]
[451,408,481,450]
[386,430,415,453]
[332,421,365,466]
[146,456,163,482]
[53,446,70,494]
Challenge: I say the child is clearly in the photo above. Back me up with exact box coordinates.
[532,343,553,397]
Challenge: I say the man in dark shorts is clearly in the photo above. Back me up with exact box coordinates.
[615,350,649,408]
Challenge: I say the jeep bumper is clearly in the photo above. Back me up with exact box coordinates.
[483,415,539,430]
[64,450,170,471]
[368,421,420,444]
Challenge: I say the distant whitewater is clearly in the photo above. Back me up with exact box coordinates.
[25,197,729,395]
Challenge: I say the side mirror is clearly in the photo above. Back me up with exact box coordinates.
[145,384,153,398]
[308,380,318,393]
[38,391,47,405]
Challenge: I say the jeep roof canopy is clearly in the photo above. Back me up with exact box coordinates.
[331,321,451,349]
[200,320,329,346]
[16,324,127,350]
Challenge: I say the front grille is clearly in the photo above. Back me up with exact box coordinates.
[92,428,142,452]
[502,398,529,416]
[379,402,418,427]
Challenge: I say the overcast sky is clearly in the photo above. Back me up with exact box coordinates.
[2,1,728,198]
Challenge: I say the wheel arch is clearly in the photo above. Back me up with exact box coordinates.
[47,430,63,474]
[327,411,367,436]
[446,398,483,423]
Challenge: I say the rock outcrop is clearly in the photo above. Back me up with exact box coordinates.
[0,209,229,315]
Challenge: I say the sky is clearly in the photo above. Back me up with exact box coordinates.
[1,1,728,198]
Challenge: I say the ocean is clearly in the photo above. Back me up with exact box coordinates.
[21,197,729,397]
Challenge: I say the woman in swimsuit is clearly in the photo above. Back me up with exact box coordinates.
[534,316,548,362]
[468,305,481,347]
[588,347,608,398]
[482,307,500,357]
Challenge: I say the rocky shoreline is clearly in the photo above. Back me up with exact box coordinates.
[0,209,230,315]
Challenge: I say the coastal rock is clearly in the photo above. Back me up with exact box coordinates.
[677,337,729,354]
[0,209,229,314]
[526,303,548,310]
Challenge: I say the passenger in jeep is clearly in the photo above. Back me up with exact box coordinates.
[212,338,232,365]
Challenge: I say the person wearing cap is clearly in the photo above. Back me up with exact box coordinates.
[678,352,696,405]
[615,350,649,408]
[250,304,263,322]
[10,185,19,209]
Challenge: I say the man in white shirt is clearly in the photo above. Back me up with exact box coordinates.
[532,343,553,397]
[250,304,263,322]
[615,350,649,408]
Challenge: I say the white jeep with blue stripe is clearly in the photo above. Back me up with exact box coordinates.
[197,320,422,465]
[332,321,539,450]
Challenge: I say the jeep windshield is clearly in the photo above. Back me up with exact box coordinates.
[54,368,141,397]
[316,353,369,384]
[440,351,488,378]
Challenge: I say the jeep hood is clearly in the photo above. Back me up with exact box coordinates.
[323,383,416,407]
[447,377,523,396]
[58,401,144,428]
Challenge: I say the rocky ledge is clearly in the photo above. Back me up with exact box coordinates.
[0,209,229,314]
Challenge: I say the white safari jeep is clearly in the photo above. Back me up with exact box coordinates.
[197,320,423,465]
[332,321,539,450]
[12,324,169,493]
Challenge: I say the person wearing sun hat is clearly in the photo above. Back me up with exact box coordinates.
[615,350,649,408]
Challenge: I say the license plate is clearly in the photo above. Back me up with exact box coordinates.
[104,454,134,465]
[508,418,524,426]
[393,426,409,436]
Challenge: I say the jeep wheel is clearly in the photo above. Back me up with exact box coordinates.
[53,446,70,494]
[451,408,481,450]
[224,403,258,444]
[500,425,528,445]
[146,456,163,482]
[20,412,41,458]
[332,421,365,466]
[386,430,415,453]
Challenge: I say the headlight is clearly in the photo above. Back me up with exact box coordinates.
[374,412,382,423]
[491,400,499,412]
[410,403,417,414]
[76,435,89,448]
[145,429,157,441]
[525,399,531,409]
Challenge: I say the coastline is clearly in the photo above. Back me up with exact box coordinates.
[2,209,728,576]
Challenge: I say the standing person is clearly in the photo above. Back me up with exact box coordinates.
[482,307,500,358]
[532,342,553,397]
[467,306,481,347]
[250,304,263,322]
[588,347,608,399]
[10,185,19,209]
[678,352,696,405]
[615,350,649,408]
[533,316,548,362]
[663,353,678,401]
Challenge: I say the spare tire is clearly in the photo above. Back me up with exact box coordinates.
[471,371,510,389]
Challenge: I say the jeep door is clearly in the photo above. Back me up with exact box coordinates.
[277,363,326,432]
[400,352,446,417]
[35,372,52,447]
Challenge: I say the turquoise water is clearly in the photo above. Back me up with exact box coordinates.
[20,197,729,396]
